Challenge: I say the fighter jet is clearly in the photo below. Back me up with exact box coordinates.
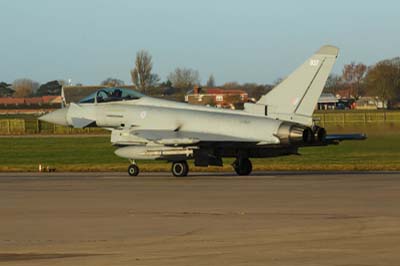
[40,45,365,177]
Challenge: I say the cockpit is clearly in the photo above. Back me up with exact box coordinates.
[79,88,144,104]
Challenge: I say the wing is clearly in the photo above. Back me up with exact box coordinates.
[133,130,259,145]
[112,129,365,147]
[110,129,263,146]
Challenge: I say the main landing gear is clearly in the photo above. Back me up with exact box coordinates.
[127,160,189,177]
[171,161,189,177]
[233,158,253,176]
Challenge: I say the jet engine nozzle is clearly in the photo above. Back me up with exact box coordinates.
[276,122,314,145]
[277,123,329,145]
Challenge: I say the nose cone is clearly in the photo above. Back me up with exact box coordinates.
[39,108,69,126]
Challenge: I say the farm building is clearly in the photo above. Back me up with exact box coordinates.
[317,93,339,110]
[185,87,249,109]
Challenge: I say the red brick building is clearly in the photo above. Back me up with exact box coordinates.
[0,96,61,107]
[0,96,62,115]
[185,87,248,109]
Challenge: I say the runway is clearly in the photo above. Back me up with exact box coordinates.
[1,172,400,266]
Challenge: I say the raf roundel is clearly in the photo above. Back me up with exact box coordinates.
[291,97,300,106]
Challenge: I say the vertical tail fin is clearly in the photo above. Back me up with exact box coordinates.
[257,45,339,125]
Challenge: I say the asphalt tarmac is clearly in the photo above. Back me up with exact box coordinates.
[1,172,400,266]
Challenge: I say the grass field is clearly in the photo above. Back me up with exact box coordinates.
[1,131,399,172]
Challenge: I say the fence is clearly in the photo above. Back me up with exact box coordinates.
[0,119,106,134]
[1,110,400,134]
[313,110,400,127]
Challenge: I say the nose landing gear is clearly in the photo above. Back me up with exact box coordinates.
[127,160,140,176]
[128,163,140,176]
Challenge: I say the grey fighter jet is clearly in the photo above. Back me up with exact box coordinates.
[40,45,365,177]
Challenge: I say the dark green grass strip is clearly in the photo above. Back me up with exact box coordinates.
[1,133,399,172]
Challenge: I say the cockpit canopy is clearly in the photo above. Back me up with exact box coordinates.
[79,88,144,104]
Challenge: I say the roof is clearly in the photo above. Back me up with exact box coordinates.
[24,97,43,104]
[42,95,62,103]
[206,88,247,95]
[318,93,338,104]
[0,96,63,105]
[335,88,354,99]
[188,87,248,96]
[0,98,25,105]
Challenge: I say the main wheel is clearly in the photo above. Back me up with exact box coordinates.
[233,158,253,176]
[128,164,139,176]
[171,161,189,177]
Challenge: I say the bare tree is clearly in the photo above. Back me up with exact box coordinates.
[58,80,68,87]
[364,59,400,108]
[101,78,125,87]
[149,73,161,87]
[167,67,200,91]
[273,78,285,86]
[222,82,240,89]
[13,79,39,97]
[130,50,154,93]
[342,62,367,98]
[324,74,343,94]
[242,83,272,100]
[206,74,216,87]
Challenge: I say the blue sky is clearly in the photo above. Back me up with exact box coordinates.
[0,0,399,85]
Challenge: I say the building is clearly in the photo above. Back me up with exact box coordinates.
[42,95,63,104]
[335,88,355,99]
[0,97,25,106]
[317,93,339,110]
[0,96,61,107]
[0,96,62,115]
[355,97,387,110]
[185,87,248,109]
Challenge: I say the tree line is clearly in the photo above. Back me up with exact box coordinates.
[129,50,400,105]
[0,79,62,98]
[1,50,400,107]
[324,58,400,107]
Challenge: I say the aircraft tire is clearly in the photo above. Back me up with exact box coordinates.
[128,164,140,176]
[171,161,189,177]
[234,158,252,176]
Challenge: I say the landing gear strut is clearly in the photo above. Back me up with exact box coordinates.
[233,158,253,176]
[128,161,139,176]
[171,161,189,177]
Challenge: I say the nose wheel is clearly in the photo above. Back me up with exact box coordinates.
[233,158,252,176]
[128,164,139,176]
[171,161,189,177]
